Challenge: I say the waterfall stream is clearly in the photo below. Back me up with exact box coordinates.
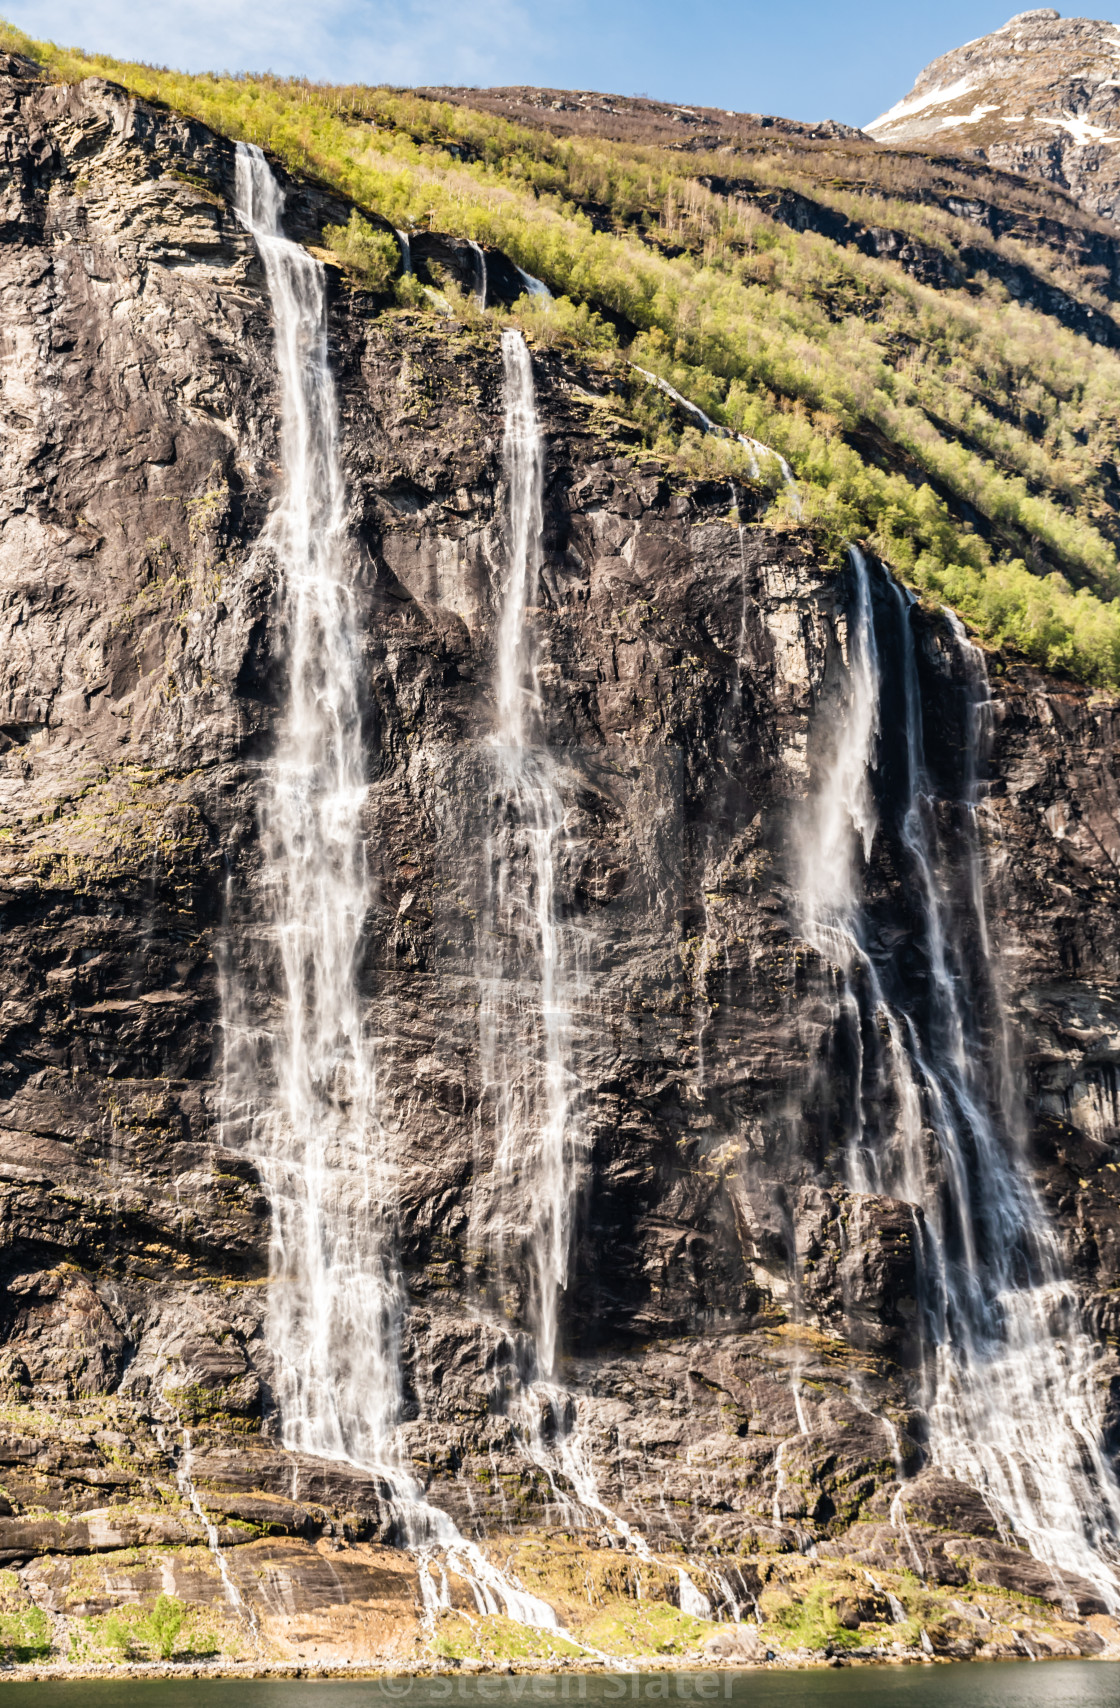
[225,144,561,1636]
[480,328,584,1388]
[220,145,1120,1625]
[516,267,552,300]
[479,330,673,1568]
[800,545,1120,1608]
[468,240,488,307]
[631,365,801,512]
[229,143,399,1471]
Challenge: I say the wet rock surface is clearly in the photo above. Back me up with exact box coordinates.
[1,58,1120,1665]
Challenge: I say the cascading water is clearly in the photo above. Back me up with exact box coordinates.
[477,335,725,1617]
[480,329,659,1554]
[224,144,562,1635]
[479,328,584,1390]
[154,1414,253,1624]
[468,240,488,307]
[631,366,801,513]
[467,342,729,1618]
[798,544,1120,1609]
[228,142,399,1472]
[516,267,552,300]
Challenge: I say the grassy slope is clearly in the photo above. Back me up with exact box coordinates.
[7,20,1120,685]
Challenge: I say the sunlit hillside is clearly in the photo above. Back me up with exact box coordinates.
[9,16,1120,683]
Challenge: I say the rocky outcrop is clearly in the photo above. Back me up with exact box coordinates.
[868,11,1120,226]
[2,54,1120,1668]
[697,175,1120,343]
[412,86,867,150]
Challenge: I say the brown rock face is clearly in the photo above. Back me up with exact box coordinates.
[2,55,1120,1659]
[869,11,1120,225]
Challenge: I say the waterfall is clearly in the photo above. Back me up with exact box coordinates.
[799,545,1120,1609]
[631,364,801,513]
[395,229,412,274]
[737,435,802,517]
[154,1416,252,1623]
[797,545,879,963]
[631,363,722,436]
[480,330,649,1550]
[480,328,583,1385]
[229,142,400,1472]
[677,1568,712,1618]
[468,239,488,306]
[225,146,562,1635]
[516,266,552,300]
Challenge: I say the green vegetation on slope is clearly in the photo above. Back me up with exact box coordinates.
[7,18,1120,685]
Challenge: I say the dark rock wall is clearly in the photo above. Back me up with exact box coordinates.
[2,63,1120,1593]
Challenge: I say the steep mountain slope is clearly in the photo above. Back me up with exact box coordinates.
[2,21,1120,1681]
[10,21,1120,685]
[869,10,1120,223]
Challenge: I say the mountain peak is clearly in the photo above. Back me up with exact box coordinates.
[868,11,1120,222]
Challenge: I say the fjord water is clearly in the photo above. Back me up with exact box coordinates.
[6,1667,1120,1708]
[225,145,559,1629]
[799,546,1120,1605]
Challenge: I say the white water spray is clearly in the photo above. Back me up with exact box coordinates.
[155,1415,252,1623]
[480,329,585,1386]
[798,544,1120,1609]
[631,365,801,512]
[478,332,664,1574]
[225,145,563,1636]
[229,143,400,1470]
[678,1568,712,1618]
[516,267,552,300]
[468,239,488,306]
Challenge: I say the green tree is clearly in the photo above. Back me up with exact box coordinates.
[322,211,400,291]
[144,1594,185,1660]
[101,1613,135,1660]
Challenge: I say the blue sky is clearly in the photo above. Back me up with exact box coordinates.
[5,2,1118,126]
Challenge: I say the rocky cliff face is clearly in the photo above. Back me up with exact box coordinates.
[3,55,1120,1671]
[869,10,1120,225]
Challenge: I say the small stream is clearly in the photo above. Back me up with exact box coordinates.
[2,1666,1118,1708]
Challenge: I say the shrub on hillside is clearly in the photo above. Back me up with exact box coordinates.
[322,211,399,290]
